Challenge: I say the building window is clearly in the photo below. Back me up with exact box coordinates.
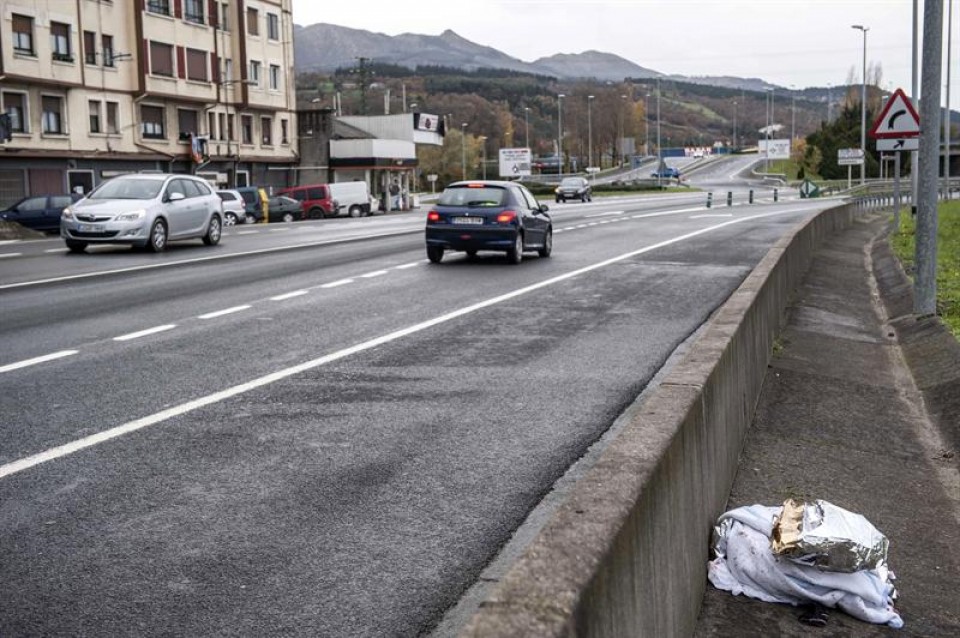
[269,64,280,91]
[246,8,259,36]
[12,14,35,55]
[261,116,272,145]
[241,114,253,144]
[84,31,97,65]
[42,96,65,134]
[186,48,208,82]
[227,113,235,142]
[89,100,102,133]
[2,93,28,133]
[184,0,204,25]
[103,34,115,67]
[141,105,165,139]
[267,13,279,40]
[106,101,119,134]
[281,118,288,145]
[219,2,230,31]
[149,41,174,76]
[223,58,234,83]
[208,112,218,140]
[51,22,73,63]
[249,60,261,86]
[147,0,171,16]
[178,108,199,140]
[217,112,226,141]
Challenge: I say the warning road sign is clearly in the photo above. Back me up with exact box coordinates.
[869,88,920,139]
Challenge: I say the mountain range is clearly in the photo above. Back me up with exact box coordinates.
[293,23,780,92]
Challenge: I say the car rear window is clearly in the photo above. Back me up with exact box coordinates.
[217,192,236,202]
[438,186,506,207]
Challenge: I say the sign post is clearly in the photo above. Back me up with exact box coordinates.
[838,148,865,190]
[869,87,921,230]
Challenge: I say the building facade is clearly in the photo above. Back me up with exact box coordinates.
[0,0,297,205]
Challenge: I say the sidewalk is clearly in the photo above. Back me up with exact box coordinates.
[694,213,960,636]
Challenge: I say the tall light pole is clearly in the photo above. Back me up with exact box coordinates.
[618,94,627,166]
[944,0,953,193]
[587,94,595,170]
[479,135,487,179]
[765,88,772,172]
[852,24,869,185]
[644,93,650,157]
[460,122,468,180]
[557,93,565,175]
[656,78,662,188]
[524,106,530,149]
[732,100,738,150]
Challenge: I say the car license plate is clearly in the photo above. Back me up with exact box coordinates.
[77,223,104,232]
[454,216,483,225]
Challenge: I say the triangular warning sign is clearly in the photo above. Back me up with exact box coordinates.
[869,88,920,139]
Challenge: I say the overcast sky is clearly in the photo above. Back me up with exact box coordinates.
[292,0,949,95]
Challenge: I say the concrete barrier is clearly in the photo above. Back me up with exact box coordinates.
[460,202,864,637]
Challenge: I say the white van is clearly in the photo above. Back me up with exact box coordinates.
[329,181,373,218]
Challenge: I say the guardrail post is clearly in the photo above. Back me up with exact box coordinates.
[773,188,779,202]
[749,189,754,204]
[726,191,733,206]
[706,192,713,208]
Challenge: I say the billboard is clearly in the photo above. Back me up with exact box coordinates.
[499,147,532,178]
[759,139,791,160]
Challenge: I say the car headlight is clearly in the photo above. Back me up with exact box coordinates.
[555,187,561,193]
[115,209,146,222]
[62,207,75,220]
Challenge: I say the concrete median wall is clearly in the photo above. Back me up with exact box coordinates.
[460,203,863,637]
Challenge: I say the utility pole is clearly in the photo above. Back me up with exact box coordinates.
[944,0,953,194]
[916,0,943,316]
[911,0,920,215]
[356,56,371,115]
[852,25,869,185]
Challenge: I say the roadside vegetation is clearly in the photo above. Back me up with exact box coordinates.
[891,202,960,338]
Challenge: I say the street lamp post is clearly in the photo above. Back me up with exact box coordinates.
[461,122,468,180]
[656,78,662,188]
[644,93,650,157]
[619,94,627,167]
[479,136,487,179]
[852,24,869,185]
[733,100,738,150]
[557,93,565,175]
[587,94,594,170]
[524,106,530,149]
[765,88,773,172]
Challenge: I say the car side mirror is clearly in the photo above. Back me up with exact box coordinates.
[539,204,549,213]
[168,192,186,202]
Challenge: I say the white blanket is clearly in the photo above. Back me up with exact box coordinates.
[708,504,903,628]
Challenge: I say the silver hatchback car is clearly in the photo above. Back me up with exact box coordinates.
[61,173,223,253]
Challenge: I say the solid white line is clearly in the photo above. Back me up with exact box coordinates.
[197,305,251,319]
[0,350,79,374]
[321,278,353,288]
[270,290,308,301]
[360,270,388,278]
[0,253,22,259]
[394,261,422,270]
[113,324,177,342]
[0,206,815,480]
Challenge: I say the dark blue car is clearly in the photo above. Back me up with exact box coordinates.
[1,193,81,232]
[425,180,552,264]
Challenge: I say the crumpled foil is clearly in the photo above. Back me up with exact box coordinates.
[771,498,889,573]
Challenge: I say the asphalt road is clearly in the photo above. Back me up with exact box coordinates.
[1,167,835,636]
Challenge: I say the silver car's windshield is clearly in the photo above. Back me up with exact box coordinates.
[560,178,582,187]
[90,178,163,200]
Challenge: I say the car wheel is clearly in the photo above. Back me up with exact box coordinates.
[538,227,553,258]
[309,207,325,219]
[244,213,257,224]
[224,212,239,226]
[426,245,444,264]
[465,249,478,259]
[506,233,523,265]
[65,239,87,253]
[348,205,362,218]
[581,193,588,202]
[203,215,222,246]
[147,219,167,253]
[555,197,561,203]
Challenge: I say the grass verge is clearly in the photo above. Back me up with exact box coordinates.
[891,201,960,338]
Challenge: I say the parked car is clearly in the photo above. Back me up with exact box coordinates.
[60,173,223,253]
[651,167,681,179]
[234,186,269,223]
[554,176,592,203]
[277,183,337,219]
[1,193,82,233]
[425,180,552,265]
[217,189,247,226]
[266,195,304,223]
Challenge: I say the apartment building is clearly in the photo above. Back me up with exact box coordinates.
[0,0,297,204]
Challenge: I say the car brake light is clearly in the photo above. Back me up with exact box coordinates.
[427,210,440,222]
[466,183,485,188]
[496,210,517,223]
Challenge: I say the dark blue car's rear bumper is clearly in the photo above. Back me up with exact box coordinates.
[425,225,518,251]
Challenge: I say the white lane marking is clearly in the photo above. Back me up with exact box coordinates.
[236,230,260,235]
[198,305,251,320]
[360,270,389,278]
[270,290,308,301]
[0,253,22,259]
[394,261,422,270]
[45,248,69,253]
[321,278,354,289]
[0,350,79,374]
[691,214,734,219]
[0,240,21,246]
[268,227,290,232]
[575,224,588,228]
[586,211,625,218]
[113,324,177,342]
[0,206,814,480]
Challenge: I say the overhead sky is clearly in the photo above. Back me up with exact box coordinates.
[291,0,952,95]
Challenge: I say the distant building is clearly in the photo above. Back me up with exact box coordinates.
[0,0,297,204]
